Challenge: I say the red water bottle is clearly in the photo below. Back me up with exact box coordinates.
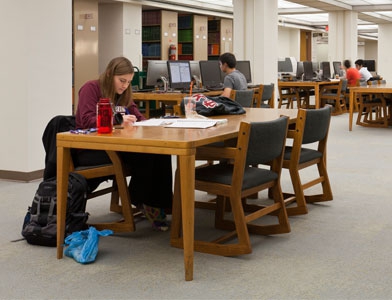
[96,98,113,134]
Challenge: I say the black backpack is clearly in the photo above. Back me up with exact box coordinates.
[21,172,89,247]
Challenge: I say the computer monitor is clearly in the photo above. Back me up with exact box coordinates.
[363,60,376,72]
[146,60,169,87]
[236,60,252,83]
[320,61,331,80]
[312,62,319,73]
[303,61,314,81]
[278,57,293,73]
[189,61,201,79]
[333,61,343,77]
[199,60,223,89]
[296,61,304,79]
[167,60,192,91]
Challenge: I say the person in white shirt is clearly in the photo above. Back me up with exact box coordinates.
[354,59,373,83]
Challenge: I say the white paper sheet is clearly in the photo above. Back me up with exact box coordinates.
[133,118,228,128]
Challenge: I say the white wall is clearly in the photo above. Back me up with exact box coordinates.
[99,3,142,73]
[357,45,365,60]
[378,24,392,81]
[99,3,124,73]
[278,27,300,60]
[0,0,72,176]
[364,40,378,71]
[122,3,143,70]
[233,0,278,86]
[315,43,329,62]
[364,40,377,60]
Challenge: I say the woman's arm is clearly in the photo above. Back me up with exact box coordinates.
[76,80,101,129]
[127,101,146,121]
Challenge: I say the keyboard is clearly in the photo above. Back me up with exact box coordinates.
[206,85,224,91]
[133,88,154,93]
[183,88,208,94]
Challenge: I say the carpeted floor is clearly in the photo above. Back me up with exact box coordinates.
[1,112,391,300]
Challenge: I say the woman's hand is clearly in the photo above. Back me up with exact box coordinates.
[122,114,137,125]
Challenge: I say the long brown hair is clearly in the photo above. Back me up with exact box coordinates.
[99,57,134,106]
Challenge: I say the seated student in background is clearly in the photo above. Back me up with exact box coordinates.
[219,52,248,98]
[75,56,172,232]
[343,59,361,87]
[354,59,373,83]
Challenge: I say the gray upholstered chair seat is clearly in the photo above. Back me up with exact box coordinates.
[321,92,343,98]
[284,146,322,163]
[195,163,278,190]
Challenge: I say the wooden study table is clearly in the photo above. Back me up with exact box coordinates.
[56,108,298,281]
[278,79,339,109]
[348,83,392,131]
[133,90,222,118]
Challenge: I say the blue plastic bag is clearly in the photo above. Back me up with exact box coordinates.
[63,226,113,264]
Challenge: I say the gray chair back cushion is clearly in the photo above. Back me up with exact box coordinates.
[246,116,288,165]
[262,83,274,102]
[235,90,254,107]
[302,106,331,144]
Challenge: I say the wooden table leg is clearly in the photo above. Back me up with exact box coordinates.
[178,154,195,281]
[349,89,354,131]
[315,85,320,109]
[145,102,150,119]
[170,165,182,241]
[56,146,70,259]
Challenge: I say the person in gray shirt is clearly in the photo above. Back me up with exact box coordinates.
[219,52,248,98]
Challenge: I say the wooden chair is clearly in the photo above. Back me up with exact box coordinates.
[356,80,389,128]
[379,80,392,122]
[230,89,254,107]
[278,85,298,109]
[281,106,333,216]
[42,115,136,233]
[254,83,274,108]
[71,151,137,232]
[278,81,308,109]
[171,117,291,256]
[320,79,348,115]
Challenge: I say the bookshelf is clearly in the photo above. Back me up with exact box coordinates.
[178,14,208,61]
[142,11,232,66]
[178,14,193,60]
[208,17,233,60]
[142,10,178,70]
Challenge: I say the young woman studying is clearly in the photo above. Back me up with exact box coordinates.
[75,56,172,231]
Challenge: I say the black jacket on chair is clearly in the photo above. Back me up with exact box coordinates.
[42,115,75,180]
